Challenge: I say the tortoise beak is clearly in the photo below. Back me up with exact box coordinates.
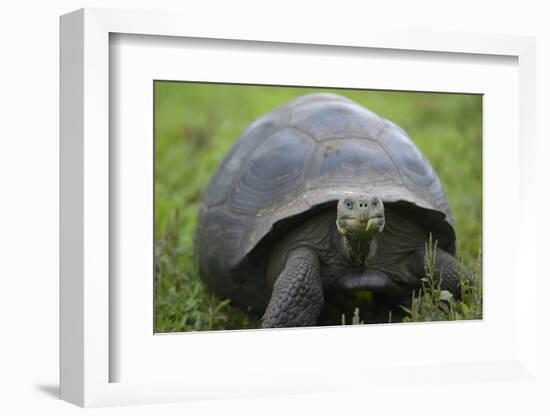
[365,218,373,232]
[365,214,385,233]
[365,214,386,232]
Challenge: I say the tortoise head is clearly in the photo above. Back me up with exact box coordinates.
[336,195,385,263]
[337,195,385,237]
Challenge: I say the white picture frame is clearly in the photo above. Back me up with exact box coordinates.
[60,7,538,408]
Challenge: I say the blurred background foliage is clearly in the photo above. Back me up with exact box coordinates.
[154,82,482,332]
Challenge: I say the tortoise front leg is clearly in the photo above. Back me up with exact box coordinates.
[425,248,472,300]
[261,247,323,328]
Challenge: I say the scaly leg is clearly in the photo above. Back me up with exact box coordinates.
[261,248,323,328]
[429,248,472,300]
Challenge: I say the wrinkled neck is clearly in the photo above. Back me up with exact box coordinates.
[339,233,377,266]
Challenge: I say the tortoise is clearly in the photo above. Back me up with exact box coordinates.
[195,93,470,328]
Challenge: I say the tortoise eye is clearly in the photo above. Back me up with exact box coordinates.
[373,199,378,207]
[344,199,354,209]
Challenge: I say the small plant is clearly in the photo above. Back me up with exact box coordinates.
[341,307,364,325]
[400,235,482,323]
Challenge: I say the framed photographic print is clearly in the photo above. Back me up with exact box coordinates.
[60,7,538,408]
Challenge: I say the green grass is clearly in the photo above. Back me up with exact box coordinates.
[154,82,482,332]
[400,236,483,323]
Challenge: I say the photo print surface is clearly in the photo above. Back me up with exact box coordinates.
[154,82,482,333]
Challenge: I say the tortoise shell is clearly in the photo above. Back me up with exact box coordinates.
[195,93,455,310]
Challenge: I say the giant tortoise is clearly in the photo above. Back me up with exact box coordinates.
[195,93,469,328]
